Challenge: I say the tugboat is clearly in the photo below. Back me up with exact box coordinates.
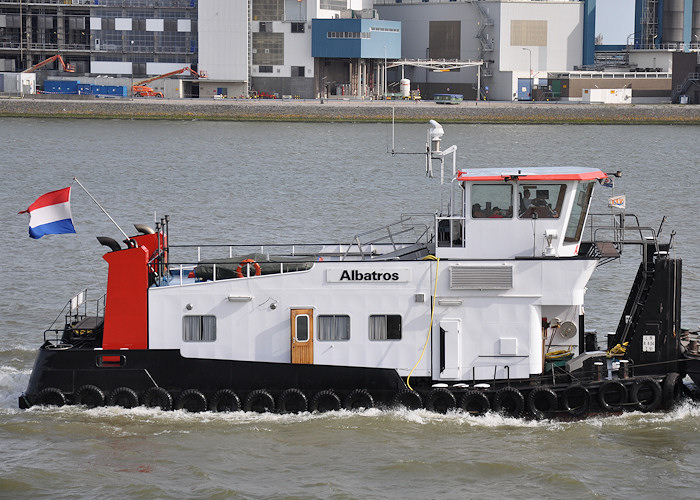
[19,121,694,418]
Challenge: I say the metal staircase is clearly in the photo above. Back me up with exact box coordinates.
[469,0,494,99]
[671,73,699,103]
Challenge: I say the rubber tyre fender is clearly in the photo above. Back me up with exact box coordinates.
[493,387,525,418]
[35,387,66,407]
[425,387,457,414]
[343,389,374,411]
[661,372,683,410]
[310,390,341,413]
[391,389,423,410]
[561,385,592,417]
[596,380,627,412]
[175,389,208,413]
[526,387,558,420]
[630,377,662,412]
[209,389,241,413]
[107,387,139,408]
[73,384,105,408]
[277,388,308,414]
[458,390,490,416]
[141,387,173,411]
[244,389,275,413]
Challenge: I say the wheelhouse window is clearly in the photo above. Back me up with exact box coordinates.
[369,315,402,340]
[471,184,513,219]
[518,184,565,219]
[183,315,216,342]
[565,181,594,242]
[318,315,350,341]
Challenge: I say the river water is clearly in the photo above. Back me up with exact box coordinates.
[1,118,700,498]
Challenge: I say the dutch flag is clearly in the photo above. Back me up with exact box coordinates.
[19,187,76,239]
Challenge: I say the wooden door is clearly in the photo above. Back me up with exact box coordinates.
[291,308,313,364]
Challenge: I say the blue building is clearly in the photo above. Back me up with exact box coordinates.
[312,18,400,98]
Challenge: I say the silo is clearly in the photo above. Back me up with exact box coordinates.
[662,0,685,44]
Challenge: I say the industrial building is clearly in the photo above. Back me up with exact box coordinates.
[0,0,698,102]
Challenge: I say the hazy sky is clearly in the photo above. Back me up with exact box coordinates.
[596,0,636,44]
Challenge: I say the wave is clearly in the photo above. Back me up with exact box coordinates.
[3,397,699,429]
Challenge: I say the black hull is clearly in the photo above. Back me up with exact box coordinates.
[19,346,686,418]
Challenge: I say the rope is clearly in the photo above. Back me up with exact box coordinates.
[406,255,439,391]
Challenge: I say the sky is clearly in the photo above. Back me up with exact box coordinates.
[595,0,636,44]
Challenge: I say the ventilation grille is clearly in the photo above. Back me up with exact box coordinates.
[450,266,513,290]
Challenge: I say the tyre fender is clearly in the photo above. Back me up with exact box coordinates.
[561,385,591,417]
[425,387,457,414]
[458,390,490,416]
[209,389,241,413]
[244,389,275,413]
[277,388,308,414]
[526,387,557,419]
[596,380,627,412]
[493,387,525,418]
[175,389,207,413]
[141,387,173,411]
[343,389,374,410]
[310,390,341,413]
[35,387,66,407]
[631,377,662,412]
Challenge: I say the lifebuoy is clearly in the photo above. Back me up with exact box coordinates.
[209,389,241,412]
[526,387,557,419]
[236,259,262,278]
[391,389,423,410]
[244,389,275,413]
[561,385,591,417]
[310,390,341,413]
[107,387,139,408]
[426,387,457,414]
[175,389,208,413]
[630,377,662,412]
[661,372,683,410]
[73,384,105,408]
[141,387,173,411]
[597,380,627,412]
[493,387,525,417]
[35,387,66,407]
[277,388,308,414]
[458,390,490,416]
[343,389,374,410]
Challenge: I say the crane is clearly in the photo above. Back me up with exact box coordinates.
[22,54,76,74]
[132,67,206,98]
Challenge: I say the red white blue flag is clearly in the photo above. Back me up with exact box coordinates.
[19,187,76,239]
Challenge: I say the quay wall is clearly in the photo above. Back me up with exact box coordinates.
[1,97,699,124]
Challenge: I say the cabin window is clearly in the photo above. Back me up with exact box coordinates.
[183,315,216,342]
[295,314,310,342]
[518,184,565,219]
[318,315,350,341]
[471,184,513,218]
[565,181,594,242]
[369,315,402,340]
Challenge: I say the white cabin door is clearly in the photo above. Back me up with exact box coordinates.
[291,308,313,364]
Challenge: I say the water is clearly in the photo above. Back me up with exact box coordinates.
[1,118,700,498]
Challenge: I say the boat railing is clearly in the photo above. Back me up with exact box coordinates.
[43,289,105,343]
[583,212,669,265]
[341,215,431,260]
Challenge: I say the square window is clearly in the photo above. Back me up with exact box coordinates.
[318,315,350,341]
[183,315,216,342]
[369,315,401,340]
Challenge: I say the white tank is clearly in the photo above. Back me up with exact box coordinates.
[400,78,410,98]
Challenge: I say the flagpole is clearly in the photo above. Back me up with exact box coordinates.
[72,177,130,242]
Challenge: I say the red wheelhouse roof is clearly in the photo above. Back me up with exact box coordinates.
[456,167,608,182]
